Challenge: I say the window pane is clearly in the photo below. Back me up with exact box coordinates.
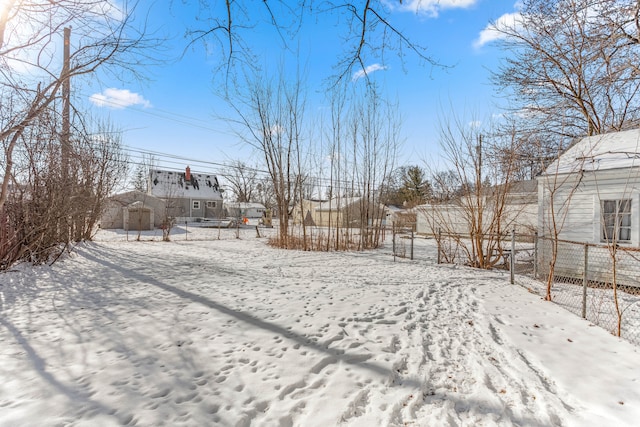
[603,214,615,228]
[602,225,614,241]
[619,227,631,241]
[603,200,616,214]
[620,213,631,227]
[619,199,632,213]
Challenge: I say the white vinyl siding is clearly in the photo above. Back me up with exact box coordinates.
[539,170,640,246]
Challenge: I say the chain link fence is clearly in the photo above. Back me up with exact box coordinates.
[435,231,640,346]
[533,237,640,345]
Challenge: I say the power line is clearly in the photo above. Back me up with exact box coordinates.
[78,90,233,135]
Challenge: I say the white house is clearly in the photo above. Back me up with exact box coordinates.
[415,180,538,236]
[225,202,267,219]
[149,167,224,221]
[537,129,640,286]
[537,129,640,246]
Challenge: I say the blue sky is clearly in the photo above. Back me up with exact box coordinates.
[82,0,521,174]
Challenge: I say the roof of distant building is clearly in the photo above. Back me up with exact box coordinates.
[543,129,640,175]
[149,169,223,199]
[315,196,363,211]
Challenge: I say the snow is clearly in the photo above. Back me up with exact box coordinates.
[1,227,639,426]
[544,128,640,175]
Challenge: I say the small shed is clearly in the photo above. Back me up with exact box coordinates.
[101,191,166,230]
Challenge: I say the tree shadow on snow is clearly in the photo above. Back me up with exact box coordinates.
[75,244,425,389]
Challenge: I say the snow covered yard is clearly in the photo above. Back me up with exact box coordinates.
[1,228,639,426]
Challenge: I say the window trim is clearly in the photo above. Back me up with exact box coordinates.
[206,201,217,208]
[192,200,201,210]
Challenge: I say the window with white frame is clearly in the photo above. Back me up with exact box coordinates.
[192,200,200,210]
[206,201,217,208]
[601,199,631,242]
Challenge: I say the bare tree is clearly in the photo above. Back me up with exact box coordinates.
[70,118,129,241]
[537,148,583,301]
[226,68,307,247]
[492,0,640,152]
[184,0,439,82]
[255,177,277,210]
[222,160,260,202]
[348,84,398,249]
[309,83,397,251]
[0,111,127,269]
[423,115,526,269]
[539,131,640,331]
[0,0,157,212]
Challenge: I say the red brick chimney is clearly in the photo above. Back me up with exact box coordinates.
[185,166,191,181]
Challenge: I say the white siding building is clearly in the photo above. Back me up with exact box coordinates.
[537,129,640,286]
[225,202,267,219]
[538,129,640,246]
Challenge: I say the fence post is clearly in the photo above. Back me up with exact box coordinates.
[437,228,441,265]
[410,228,414,261]
[510,228,515,284]
[392,222,396,262]
[533,232,538,279]
[185,221,188,240]
[582,244,588,319]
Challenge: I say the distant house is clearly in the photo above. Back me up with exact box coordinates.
[385,205,416,229]
[415,180,538,236]
[149,167,224,221]
[538,129,640,246]
[101,190,166,230]
[294,197,386,228]
[225,202,267,219]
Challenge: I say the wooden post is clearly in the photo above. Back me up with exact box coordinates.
[510,228,515,284]
[410,228,414,261]
[437,228,442,265]
[392,222,396,256]
[393,223,397,262]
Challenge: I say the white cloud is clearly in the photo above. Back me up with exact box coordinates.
[395,0,478,17]
[473,11,523,49]
[352,63,387,81]
[89,88,151,109]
